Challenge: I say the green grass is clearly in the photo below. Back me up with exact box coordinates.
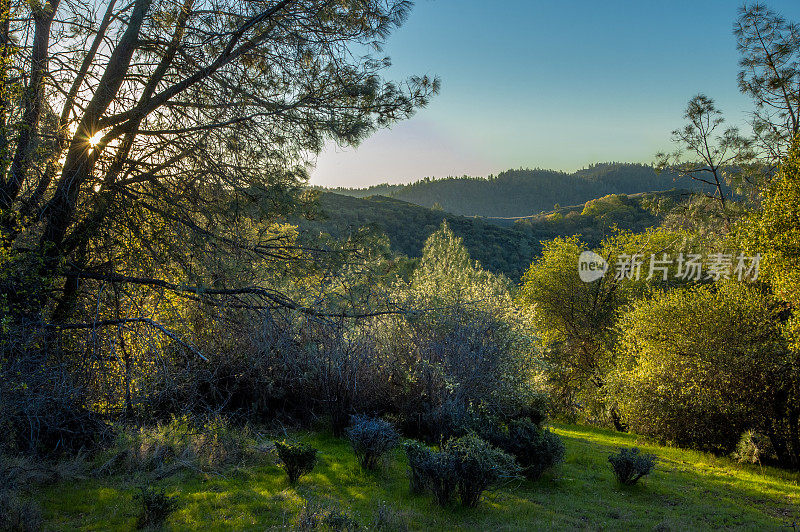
[32,423,800,530]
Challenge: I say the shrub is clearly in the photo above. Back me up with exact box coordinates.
[611,282,795,459]
[733,431,776,465]
[403,441,456,506]
[445,434,521,508]
[0,491,42,532]
[102,415,256,476]
[274,440,318,483]
[608,447,656,485]
[134,486,179,529]
[403,441,430,494]
[477,417,564,480]
[425,449,459,507]
[296,503,360,531]
[506,419,565,479]
[346,416,399,470]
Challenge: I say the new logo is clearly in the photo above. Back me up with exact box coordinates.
[578,251,608,282]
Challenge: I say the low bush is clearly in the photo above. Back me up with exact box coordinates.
[445,434,521,508]
[403,441,457,506]
[505,419,565,479]
[403,441,430,494]
[477,417,564,480]
[274,440,318,483]
[134,486,179,529]
[0,490,42,532]
[732,431,776,465]
[297,502,360,531]
[608,447,656,485]
[346,416,399,470]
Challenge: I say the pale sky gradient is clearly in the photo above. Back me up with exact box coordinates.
[310,1,800,188]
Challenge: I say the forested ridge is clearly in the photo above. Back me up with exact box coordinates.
[318,163,719,217]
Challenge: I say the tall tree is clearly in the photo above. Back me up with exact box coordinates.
[655,94,754,229]
[0,0,438,330]
[736,2,800,163]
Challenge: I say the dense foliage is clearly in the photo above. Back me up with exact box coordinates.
[445,434,521,508]
[479,418,565,480]
[404,434,521,509]
[4,6,800,530]
[298,192,541,279]
[514,190,685,249]
[403,441,457,506]
[610,282,795,456]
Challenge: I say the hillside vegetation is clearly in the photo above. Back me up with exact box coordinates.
[298,189,684,279]
[297,193,539,279]
[319,163,716,217]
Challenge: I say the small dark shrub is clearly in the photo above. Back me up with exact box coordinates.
[445,434,521,508]
[608,447,656,485]
[274,440,318,483]
[403,441,456,506]
[403,441,430,494]
[346,416,399,470]
[477,417,564,480]
[371,501,408,531]
[0,491,43,532]
[425,449,459,507]
[297,503,360,531]
[135,486,179,529]
[506,419,565,479]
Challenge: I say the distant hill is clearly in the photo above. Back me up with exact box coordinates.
[297,189,687,280]
[512,189,689,248]
[297,192,540,280]
[317,163,716,218]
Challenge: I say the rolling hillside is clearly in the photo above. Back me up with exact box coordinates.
[297,189,687,280]
[297,192,540,280]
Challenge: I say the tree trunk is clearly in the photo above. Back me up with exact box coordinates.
[789,407,799,468]
[0,0,60,210]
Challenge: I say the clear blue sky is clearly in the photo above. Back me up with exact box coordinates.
[310,1,800,188]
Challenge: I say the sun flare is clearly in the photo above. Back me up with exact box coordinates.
[88,131,103,148]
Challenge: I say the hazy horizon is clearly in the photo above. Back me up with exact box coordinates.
[310,0,800,188]
[313,161,651,190]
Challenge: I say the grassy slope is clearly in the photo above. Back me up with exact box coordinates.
[36,424,799,531]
